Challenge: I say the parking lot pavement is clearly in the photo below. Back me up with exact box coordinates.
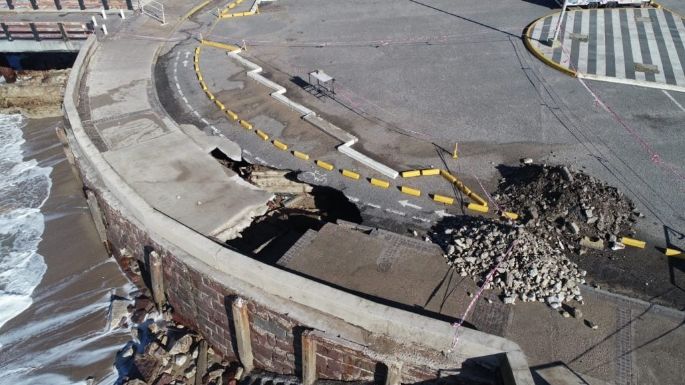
[527,7,685,91]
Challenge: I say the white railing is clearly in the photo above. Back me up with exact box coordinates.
[139,0,166,24]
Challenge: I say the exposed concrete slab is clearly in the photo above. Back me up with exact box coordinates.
[96,110,170,150]
[179,124,243,161]
[103,131,272,239]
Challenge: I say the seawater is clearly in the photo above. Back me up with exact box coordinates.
[0,114,50,330]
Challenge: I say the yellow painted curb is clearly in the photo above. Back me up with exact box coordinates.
[197,73,203,82]
[273,140,288,151]
[341,169,361,180]
[370,178,390,189]
[665,248,683,257]
[194,55,199,64]
[255,129,269,141]
[201,83,208,91]
[432,194,454,205]
[205,90,215,100]
[293,151,310,160]
[421,168,440,176]
[316,160,334,171]
[440,169,458,184]
[401,170,421,178]
[195,63,200,72]
[523,16,577,78]
[400,186,421,197]
[621,237,646,249]
[182,0,211,19]
[215,100,225,110]
[239,120,253,130]
[503,212,519,220]
[201,39,241,52]
[227,2,236,9]
[225,109,238,121]
[467,203,489,213]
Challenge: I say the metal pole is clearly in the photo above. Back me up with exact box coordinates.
[551,0,568,46]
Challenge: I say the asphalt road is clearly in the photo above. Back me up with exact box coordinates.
[154,0,685,306]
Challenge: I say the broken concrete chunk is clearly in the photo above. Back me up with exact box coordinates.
[580,236,604,250]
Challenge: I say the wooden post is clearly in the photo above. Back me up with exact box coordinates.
[385,362,402,385]
[301,331,317,385]
[149,251,165,309]
[231,297,254,373]
[194,340,208,385]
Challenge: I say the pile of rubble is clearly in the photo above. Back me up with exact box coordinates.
[430,163,640,311]
[493,164,639,253]
[111,293,243,385]
[432,217,586,308]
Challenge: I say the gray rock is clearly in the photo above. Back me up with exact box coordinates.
[169,334,194,355]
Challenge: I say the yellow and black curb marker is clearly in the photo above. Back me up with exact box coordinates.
[194,43,520,218]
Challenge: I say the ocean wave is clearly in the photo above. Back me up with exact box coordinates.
[0,114,51,330]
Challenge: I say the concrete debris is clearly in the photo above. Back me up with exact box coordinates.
[494,164,638,255]
[570,307,583,319]
[432,216,586,310]
[579,236,604,251]
[168,334,193,355]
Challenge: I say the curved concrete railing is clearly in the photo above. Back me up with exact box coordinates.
[63,15,533,385]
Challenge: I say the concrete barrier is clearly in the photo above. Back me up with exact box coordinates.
[621,237,646,249]
[225,109,238,120]
[400,186,421,197]
[401,170,421,178]
[421,168,440,176]
[341,169,361,180]
[432,194,454,205]
[272,139,288,151]
[468,203,489,213]
[316,160,334,171]
[239,120,253,130]
[293,151,310,160]
[255,129,269,141]
[370,178,390,189]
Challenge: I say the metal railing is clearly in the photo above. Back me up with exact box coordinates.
[138,0,166,24]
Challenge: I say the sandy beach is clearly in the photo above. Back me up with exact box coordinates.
[0,117,132,384]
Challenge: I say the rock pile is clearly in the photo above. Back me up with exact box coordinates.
[432,217,586,307]
[493,164,638,253]
[113,294,242,385]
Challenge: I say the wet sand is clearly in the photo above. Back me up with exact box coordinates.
[0,117,132,384]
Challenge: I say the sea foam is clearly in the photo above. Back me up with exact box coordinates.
[0,114,51,330]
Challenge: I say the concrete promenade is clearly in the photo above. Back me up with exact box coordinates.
[76,2,272,239]
[57,0,538,383]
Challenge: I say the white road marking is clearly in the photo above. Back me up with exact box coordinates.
[201,118,209,125]
[663,90,685,112]
[345,195,360,203]
[176,83,181,91]
[411,216,431,223]
[365,203,381,209]
[173,74,178,82]
[434,209,454,218]
[398,200,422,210]
[182,96,188,103]
[385,208,406,217]
[192,110,200,117]
[243,149,252,155]
[182,60,189,68]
